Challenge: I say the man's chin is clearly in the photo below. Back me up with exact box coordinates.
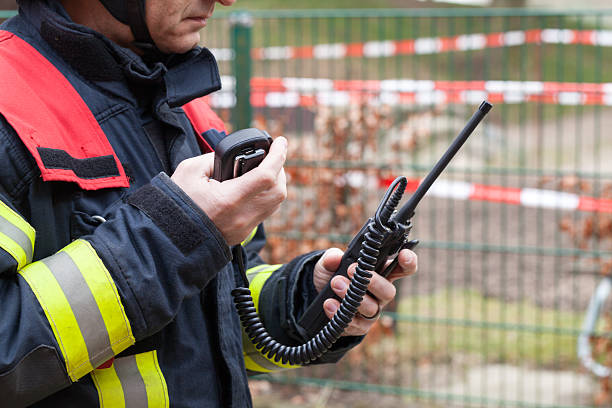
[157,35,200,55]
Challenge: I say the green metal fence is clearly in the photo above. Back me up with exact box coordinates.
[4,6,612,407]
[208,8,612,408]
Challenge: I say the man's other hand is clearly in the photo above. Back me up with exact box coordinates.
[313,247,417,337]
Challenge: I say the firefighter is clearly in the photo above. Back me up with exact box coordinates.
[0,0,417,406]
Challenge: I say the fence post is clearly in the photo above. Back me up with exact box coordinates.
[0,10,18,19]
[230,12,253,131]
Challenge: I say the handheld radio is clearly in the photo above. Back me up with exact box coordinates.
[214,101,493,366]
[212,128,272,181]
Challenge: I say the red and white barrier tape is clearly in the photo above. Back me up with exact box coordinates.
[376,177,612,213]
[208,76,612,108]
[210,28,612,62]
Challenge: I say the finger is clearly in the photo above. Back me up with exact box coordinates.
[324,297,376,337]
[173,152,215,179]
[277,167,287,197]
[347,268,396,306]
[252,136,287,176]
[323,298,340,319]
[321,247,344,272]
[345,313,378,336]
[386,249,418,282]
[313,248,344,293]
[330,275,381,319]
[200,152,216,179]
[343,317,375,336]
[330,275,349,298]
[357,294,380,319]
[235,137,287,195]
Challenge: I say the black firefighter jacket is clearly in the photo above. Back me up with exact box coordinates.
[0,1,358,407]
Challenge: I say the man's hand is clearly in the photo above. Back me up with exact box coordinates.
[171,137,288,246]
[313,247,417,337]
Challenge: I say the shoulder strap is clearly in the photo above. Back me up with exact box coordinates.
[182,96,227,154]
[0,30,129,190]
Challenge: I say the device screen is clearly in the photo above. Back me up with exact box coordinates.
[233,148,267,178]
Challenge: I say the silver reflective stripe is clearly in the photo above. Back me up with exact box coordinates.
[42,251,112,367]
[246,264,271,284]
[114,355,148,408]
[0,212,33,263]
[241,331,280,371]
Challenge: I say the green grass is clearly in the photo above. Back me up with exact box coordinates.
[250,290,600,407]
[395,289,590,367]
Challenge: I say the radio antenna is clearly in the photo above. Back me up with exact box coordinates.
[394,101,493,223]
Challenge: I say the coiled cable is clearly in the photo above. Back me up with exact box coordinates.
[231,177,408,365]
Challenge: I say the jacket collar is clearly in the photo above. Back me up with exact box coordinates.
[17,0,221,109]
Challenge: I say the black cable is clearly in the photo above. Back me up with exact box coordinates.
[231,177,407,365]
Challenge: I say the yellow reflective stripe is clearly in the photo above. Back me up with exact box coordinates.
[0,200,35,268]
[0,230,27,269]
[248,264,281,311]
[18,261,93,380]
[91,363,126,408]
[135,351,170,408]
[240,226,258,247]
[92,351,169,408]
[244,353,273,373]
[242,329,277,373]
[63,240,134,355]
[19,239,134,381]
[241,264,300,371]
[0,200,35,252]
[245,264,271,281]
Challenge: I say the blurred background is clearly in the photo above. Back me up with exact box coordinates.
[3,1,612,407]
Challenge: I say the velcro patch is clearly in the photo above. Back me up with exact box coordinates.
[127,185,204,253]
[38,148,120,179]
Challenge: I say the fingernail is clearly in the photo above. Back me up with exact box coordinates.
[405,254,414,266]
[325,302,338,314]
[405,252,416,266]
[333,279,347,292]
[410,254,418,272]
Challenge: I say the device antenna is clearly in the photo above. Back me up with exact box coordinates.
[395,101,493,223]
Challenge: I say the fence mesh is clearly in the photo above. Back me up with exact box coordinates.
[204,8,612,408]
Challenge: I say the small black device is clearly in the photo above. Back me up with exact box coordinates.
[216,102,492,366]
[298,101,493,339]
[212,128,272,182]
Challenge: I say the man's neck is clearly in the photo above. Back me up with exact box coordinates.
[59,0,136,52]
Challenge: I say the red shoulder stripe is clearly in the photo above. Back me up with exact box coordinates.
[0,30,129,190]
[182,96,226,154]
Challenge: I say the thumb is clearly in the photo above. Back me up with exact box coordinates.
[199,152,215,178]
[171,152,215,183]
[313,248,344,293]
[239,136,287,186]
[320,247,344,272]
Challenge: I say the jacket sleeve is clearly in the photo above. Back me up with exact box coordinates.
[238,225,362,374]
[0,172,231,406]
